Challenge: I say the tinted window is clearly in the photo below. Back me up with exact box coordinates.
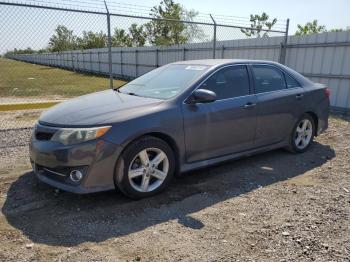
[252,65,286,93]
[119,64,208,99]
[200,65,250,100]
[285,73,300,88]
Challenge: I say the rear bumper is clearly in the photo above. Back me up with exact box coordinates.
[29,129,123,194]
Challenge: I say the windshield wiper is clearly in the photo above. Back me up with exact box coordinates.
[126,92,139,96]
[116,89,139,96]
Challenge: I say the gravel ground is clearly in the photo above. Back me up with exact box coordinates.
[0,115,349,262]
[0,110,42,130]
[0,96,65,104]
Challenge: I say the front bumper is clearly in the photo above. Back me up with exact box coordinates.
[29,125,123,194]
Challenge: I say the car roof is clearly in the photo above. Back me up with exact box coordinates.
[171,59,279,67]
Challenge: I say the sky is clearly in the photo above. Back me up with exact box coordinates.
[153,0,350,34]
[0,0,349,53]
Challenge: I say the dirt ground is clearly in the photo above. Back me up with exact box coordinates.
[0,116,349,262]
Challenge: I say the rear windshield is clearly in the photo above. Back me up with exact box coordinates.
[118,64,208,99]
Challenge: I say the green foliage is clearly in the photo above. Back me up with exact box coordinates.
[295,21,350,35]
[112,24,147,47]
[145,0,206,45]
[49,25,77,52]
[76,31,107,49]
[295,20,326,35]
[112,28,132,47]
[8,1,206,52]
[182,9,208,42]
[328,26,350,32]
[128,24,147,47]
[4,47,49,57]
[5,47,36,56]
[145,0,187,45]
[241,12,277,38]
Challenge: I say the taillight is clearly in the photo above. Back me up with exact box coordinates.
[324,87,331,98]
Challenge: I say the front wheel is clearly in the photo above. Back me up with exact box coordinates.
[288,114,315,153]
[114,136,175,199]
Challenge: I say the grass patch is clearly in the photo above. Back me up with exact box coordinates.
[0,58,126,97]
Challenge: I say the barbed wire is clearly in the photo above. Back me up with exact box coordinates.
[0,0,288,30]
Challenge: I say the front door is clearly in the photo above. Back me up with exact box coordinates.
[181,65,257,163]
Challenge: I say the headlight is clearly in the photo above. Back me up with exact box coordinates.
[51,126,111,145]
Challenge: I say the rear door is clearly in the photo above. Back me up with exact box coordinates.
[251,64,305,147]
[182,64,257,163]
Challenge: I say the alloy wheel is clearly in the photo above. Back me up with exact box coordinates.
[128,148,169,192]
[294,119,313,150]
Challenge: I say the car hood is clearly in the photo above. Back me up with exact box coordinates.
[39,89,163,126]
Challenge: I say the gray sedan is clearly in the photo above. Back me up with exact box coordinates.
[29,59,330,199]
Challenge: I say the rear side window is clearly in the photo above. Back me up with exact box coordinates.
[252,65,286,93]
[200,65,250,100]
[284,73,300,88]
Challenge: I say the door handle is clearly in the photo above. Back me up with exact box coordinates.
[295,94,304,100]
[244,102,256,109]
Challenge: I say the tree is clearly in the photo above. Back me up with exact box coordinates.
[49,25,77,52]
[4,47,37,57]
[182,9,208,42]
[112,24,147,47]
[76,31,107,49]
[145,0,205,45]
[241,12,277,38]
[328,26,350,32]
[128,24,147,47]
[145,0,186,45]
[295,20,326,35]
[112,28,132,47]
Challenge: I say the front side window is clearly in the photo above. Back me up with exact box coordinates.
[119,64,209,99]
[252,65,286,93]
[200,65,250,100]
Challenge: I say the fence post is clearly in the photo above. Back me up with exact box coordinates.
[81,50,85,71]
[135,50,138,77]
[155,48,159,67]
[90,51,93,72]
[120,50,123,77]
[76,51,79,70]
[97,51,101,72]
[210,14,217,59]
[280,18,290,65]
[104,0,113,89]
[71,51,74,71]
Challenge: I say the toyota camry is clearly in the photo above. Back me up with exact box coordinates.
[29,59,330,199]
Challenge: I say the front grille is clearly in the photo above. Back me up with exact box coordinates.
[35,131,54,141]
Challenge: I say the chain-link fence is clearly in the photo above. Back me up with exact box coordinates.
[0,0,289,131]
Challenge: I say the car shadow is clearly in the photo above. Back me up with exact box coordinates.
[2,141,335,247]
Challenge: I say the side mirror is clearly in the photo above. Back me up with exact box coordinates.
[190,89,217,104]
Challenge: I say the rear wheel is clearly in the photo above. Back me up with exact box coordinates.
[114,136,175,199]
[288,114,315,153]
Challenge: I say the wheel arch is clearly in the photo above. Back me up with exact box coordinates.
[120,132,181,174]
[304,111,319,136]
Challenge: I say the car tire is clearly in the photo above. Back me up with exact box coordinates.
[287,113,315,153]
[114,136,175,199]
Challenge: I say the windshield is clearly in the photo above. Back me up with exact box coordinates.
[118,64,209,99]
